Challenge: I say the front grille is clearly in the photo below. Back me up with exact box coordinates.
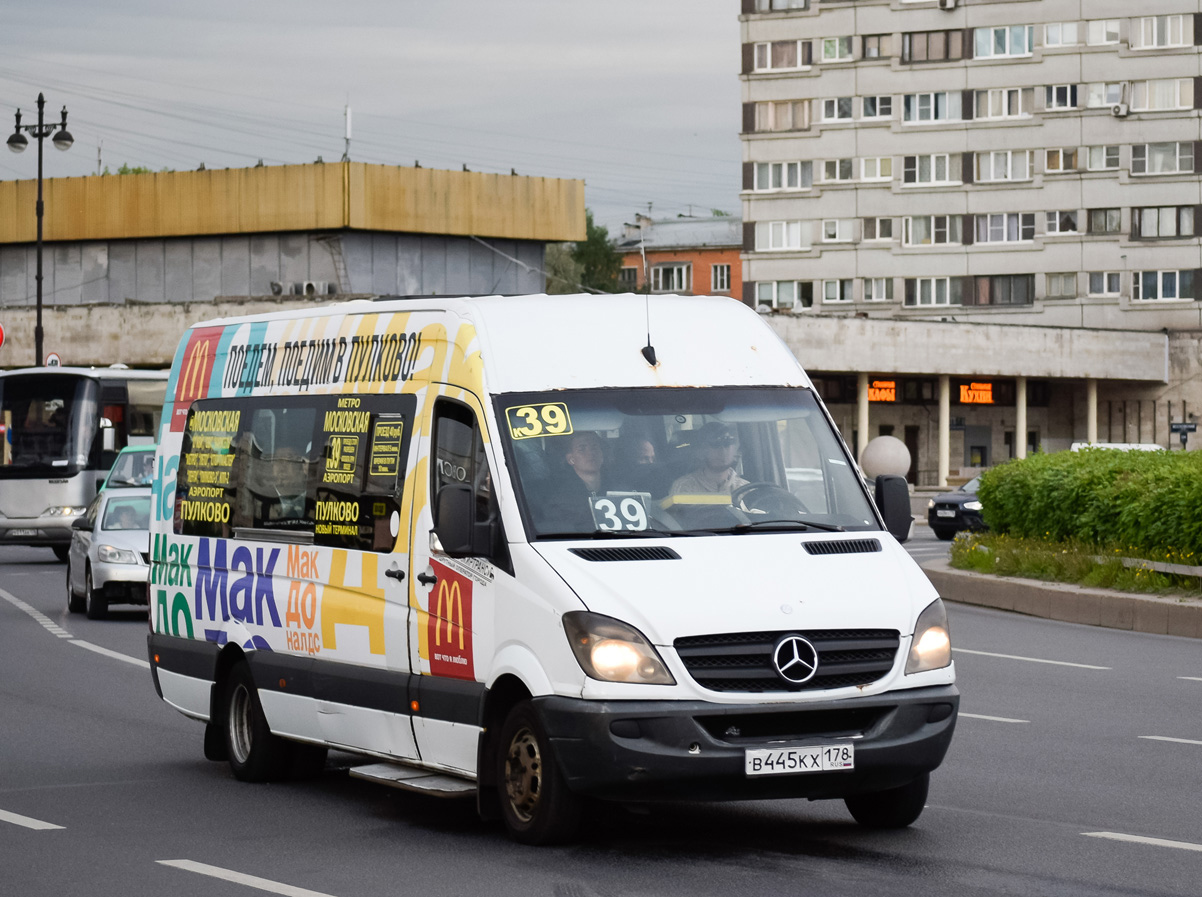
[804,539,882,556]
[694,706,887,743]
[933,503,959,512]
[674,629,900,694]
[568,546,680,562]
[140,552,151,564]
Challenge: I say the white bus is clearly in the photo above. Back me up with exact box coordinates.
[0,366,168,559]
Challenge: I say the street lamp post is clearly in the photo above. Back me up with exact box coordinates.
[7,93,73,367]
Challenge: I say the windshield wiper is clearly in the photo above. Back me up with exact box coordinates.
[712,518,847,534]
[535,529,700,540]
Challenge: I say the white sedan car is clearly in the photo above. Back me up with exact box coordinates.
[66,487,152,619]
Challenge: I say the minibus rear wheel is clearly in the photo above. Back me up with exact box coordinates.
[844,772,929,828]
[224,661,291,782]
[496,701,581,845]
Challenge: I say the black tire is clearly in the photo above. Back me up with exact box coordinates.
[932,527,957,542]
[496,700,581,845]
[844,772,929,829]
[288,743,329,780]
[223,661,292,782]
[67,563,85,614]
[52,545,70,562]
[84,568,108,620]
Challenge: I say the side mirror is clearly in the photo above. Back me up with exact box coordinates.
[434,484,493,558]
[99,417,116,452]
[874,475,912,543]
[72,517,92,531]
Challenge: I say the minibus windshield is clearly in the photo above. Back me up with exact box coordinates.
[495,387,880,540]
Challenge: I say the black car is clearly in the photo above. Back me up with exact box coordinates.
[927,476,984,541]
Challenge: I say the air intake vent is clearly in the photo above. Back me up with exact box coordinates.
[803,539,882,556]
[569,546,681,562]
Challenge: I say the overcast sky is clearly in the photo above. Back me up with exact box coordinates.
[1,0,741,237]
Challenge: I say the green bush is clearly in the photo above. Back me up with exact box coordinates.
[978,448,1202,560]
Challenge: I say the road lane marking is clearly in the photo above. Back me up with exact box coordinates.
[1179,677,1202,682]
[1139,735,1202,746]
[1083,832,1202,853]
[0,808,64,830]
[0,586,73,639]
[69,639,149,669]
[158,860,341,897]
[959,712,1029,724]
[952,648,1110,670]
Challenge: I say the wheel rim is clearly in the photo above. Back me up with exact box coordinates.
[228,683,253,764]
[503,725,542,823]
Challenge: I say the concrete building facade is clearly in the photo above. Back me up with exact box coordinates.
[740,0,1202,483]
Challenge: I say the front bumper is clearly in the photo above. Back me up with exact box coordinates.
[536,685,958,802]
[0,517,77,546]
[928,509,984,531]
[94,561,150,605]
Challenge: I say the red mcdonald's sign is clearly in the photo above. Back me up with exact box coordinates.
[427,561,475,680]
[170,327,223,431]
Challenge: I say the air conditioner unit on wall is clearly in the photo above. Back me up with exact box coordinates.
[1111,103,1129,117]
[938,0,956,10]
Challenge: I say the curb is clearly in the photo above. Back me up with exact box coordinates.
[920,558,1202,640]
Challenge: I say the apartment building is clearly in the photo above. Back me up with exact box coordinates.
[613,214,743,297]
[739,0,1202,483]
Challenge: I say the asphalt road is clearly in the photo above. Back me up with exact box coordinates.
[2,541,1200,897]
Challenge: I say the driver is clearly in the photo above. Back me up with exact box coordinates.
[669,422,748,497]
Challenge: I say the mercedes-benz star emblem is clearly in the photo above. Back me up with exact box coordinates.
[772,635,819,686]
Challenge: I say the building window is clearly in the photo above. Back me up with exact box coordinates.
[619,267,638,289]
[1132,207,1195,239]
[1045,211,1078,235]
[901,30,965,63]
[822,36,853,61]
[1088,271,1121,296]
[651,264,690,292]
[1046,273,1076,297]
[976,213,1035,243]
[755,100,810,132]
[1086,20,1120,46]
[903,91,962,123]
[863,34,892,59]
[861,157,892,181]
[966,274,1035,307]
[903,215,963,246]
[903,154,954,185]
[1134,15,1187,49]
[1131,79,1194,111]
[755,0,808,9]
[864,277,893,301]
[904,277,961,307]
[754,40,810,71]
[1086,146,1120,171]
[1086,83,1125,107]
[1045,148,1078,173]
[976,88,1027,119]
[1134,270,1195,301]
[976,150,1033,182]
[821,219,854,242]
[1132,143,1194,175]
[822,97,854,121]
[821,158,854,182]
[755,220,808,251]
[1087,208,1121,234]
[863,217,893,241]
[1044,22,1079,47]
[974,25,1034,59]
[862,96,893,119]
[757,280,812,309]
[1045,85,1079,110]
[754,160,812,191]
[711,264,731,293]
[823,279,854,303]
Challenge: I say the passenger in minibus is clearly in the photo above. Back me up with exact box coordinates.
[669,422,748,496]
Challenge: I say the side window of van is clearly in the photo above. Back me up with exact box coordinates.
[176,395,414,552]
[433,400,508,565]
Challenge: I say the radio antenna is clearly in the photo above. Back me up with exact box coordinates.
[637,220,656,366]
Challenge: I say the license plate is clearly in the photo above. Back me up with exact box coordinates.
[6,528,38,537]
[936,509,956,518]
[745,744,854,776]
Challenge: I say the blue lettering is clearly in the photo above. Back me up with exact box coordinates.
[196,539,230,622]
[229,546,254,622]
[254,548,282,628]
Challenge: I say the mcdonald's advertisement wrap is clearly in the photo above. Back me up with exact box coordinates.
[147,294,957,845]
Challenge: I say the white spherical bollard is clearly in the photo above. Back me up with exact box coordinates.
[860,435,911,480]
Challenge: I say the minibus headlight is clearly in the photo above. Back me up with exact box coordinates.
[906,598,952,674]
[97,544,140,565]
[563,612,675,685]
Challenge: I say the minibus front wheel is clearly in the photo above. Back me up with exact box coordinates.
[224,661,291,782]
[844,772,929,828]
[497,701,581,845]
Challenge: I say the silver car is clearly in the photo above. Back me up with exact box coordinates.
[66,487,152,619]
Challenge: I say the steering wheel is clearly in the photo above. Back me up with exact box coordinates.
[731,482,809,517]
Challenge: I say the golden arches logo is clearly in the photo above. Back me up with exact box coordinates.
[434,579,465,649]
[179,338,213,400]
